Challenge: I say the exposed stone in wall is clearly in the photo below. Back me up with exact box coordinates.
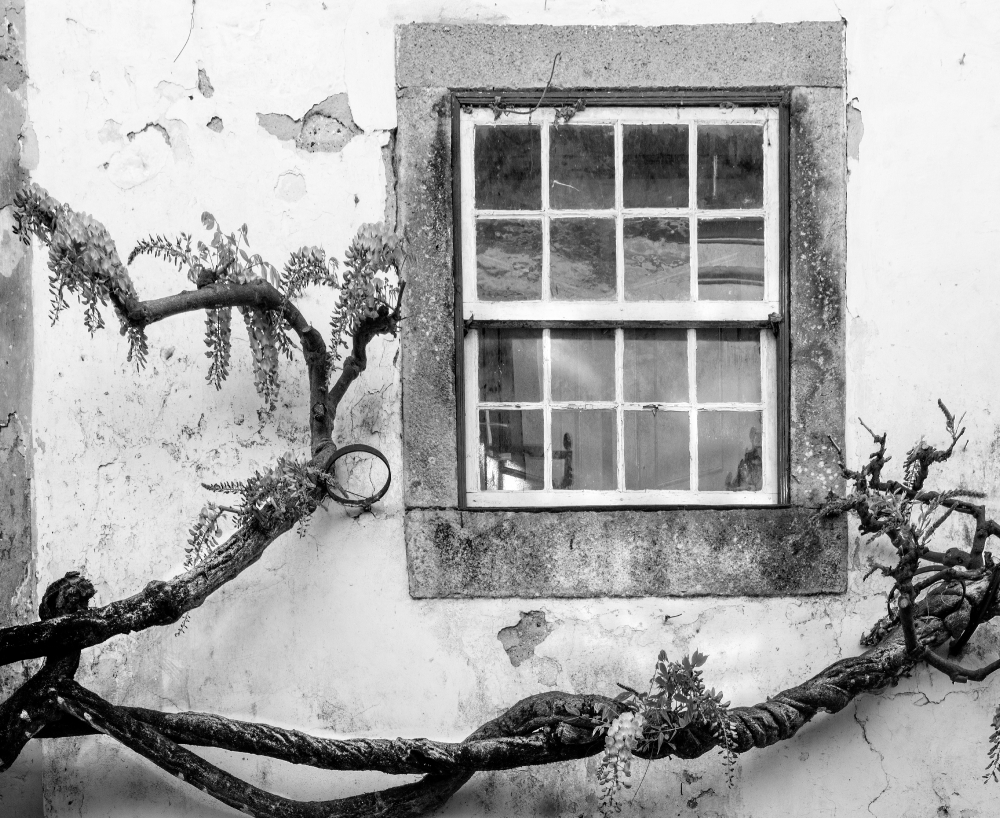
[788,87,847,506]
[408,507,846,598]
[257,93,361,153]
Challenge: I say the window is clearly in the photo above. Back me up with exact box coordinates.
[396,22,846,598]
[457,103,785,507]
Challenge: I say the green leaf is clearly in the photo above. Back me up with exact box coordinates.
[201,212,215,230]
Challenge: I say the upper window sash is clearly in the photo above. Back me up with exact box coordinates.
[459,106,781,324]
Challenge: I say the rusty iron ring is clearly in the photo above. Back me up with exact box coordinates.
[324,443,392,507]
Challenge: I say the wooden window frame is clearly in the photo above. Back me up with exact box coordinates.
[452,90,791,510]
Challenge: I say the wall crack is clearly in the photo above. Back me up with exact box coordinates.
[854,703,891,816]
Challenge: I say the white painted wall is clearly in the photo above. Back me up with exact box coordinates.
[7,1,1000,815]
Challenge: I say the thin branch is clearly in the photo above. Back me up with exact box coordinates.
[921,650,1000,684]
[529,52,561,117]
[326,282,405,420]
[118,280,333,452]
[950,564,1000,656]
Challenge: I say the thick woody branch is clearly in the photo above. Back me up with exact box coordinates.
[55,680,470,818]
[16,578,997,818]
[41,692,606,775]
[0,515,302,666]
[0,572,96,772]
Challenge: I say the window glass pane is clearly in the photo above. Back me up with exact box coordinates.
[475,126,541,210]
[476,220,542,301]
[552,409,616,490]
[698,411,763,491]
[624,217,690,301]
[624,329,688,403]
[624,410,690,490]
[551,329,615,401]
[478,329,542,403]
[697,218,764,301]
[550,218,616,300]
[623,124,688,208]
[696,329,761,403]
[696,124,764,209]
[550,125,615,209]
[479,409,544,491]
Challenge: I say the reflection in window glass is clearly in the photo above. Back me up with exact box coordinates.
[697,218,765,301]
[479,409,544,490]
[551,218,616,300]
[625,410,689,490]
[698,411,763,491]
[551,329,615,401]
[623,124,688,208]
[696,329,761,403]
[475,126,541,210]
[624,218,690,301]
[552,409,617,490]
[550,125,615,209]
[476,220,542,301]
[478,329,543,403]
[624,329,688,403]
[696,125,764,209]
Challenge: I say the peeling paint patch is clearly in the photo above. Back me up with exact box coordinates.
[0,17,27,90]
[97,119,122,144]
[275,171,306,202]
[127,122,171,147]
[847,98,864,161]
[197,67,214,98]
[0,206,24,277]
[497,610,553,667]
[257,93,361,153]
[206,116,223,133]
[381,131,397,230]
[18,120,37,170]
[106,126,172,189]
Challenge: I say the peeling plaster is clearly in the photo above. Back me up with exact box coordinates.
[848,97,864,161]
[126,121,171,147]
[274,170,306,202]
[498,611,554,667]
[206,115,223,132]
[18,120,37,170]
[105,125,172,189]
[196,67,214,98]
[257,93,361,153]
[0,205,24,277]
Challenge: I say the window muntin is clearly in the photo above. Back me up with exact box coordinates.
[459,106,781,508]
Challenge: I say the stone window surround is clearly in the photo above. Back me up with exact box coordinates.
[396,22,847,598]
